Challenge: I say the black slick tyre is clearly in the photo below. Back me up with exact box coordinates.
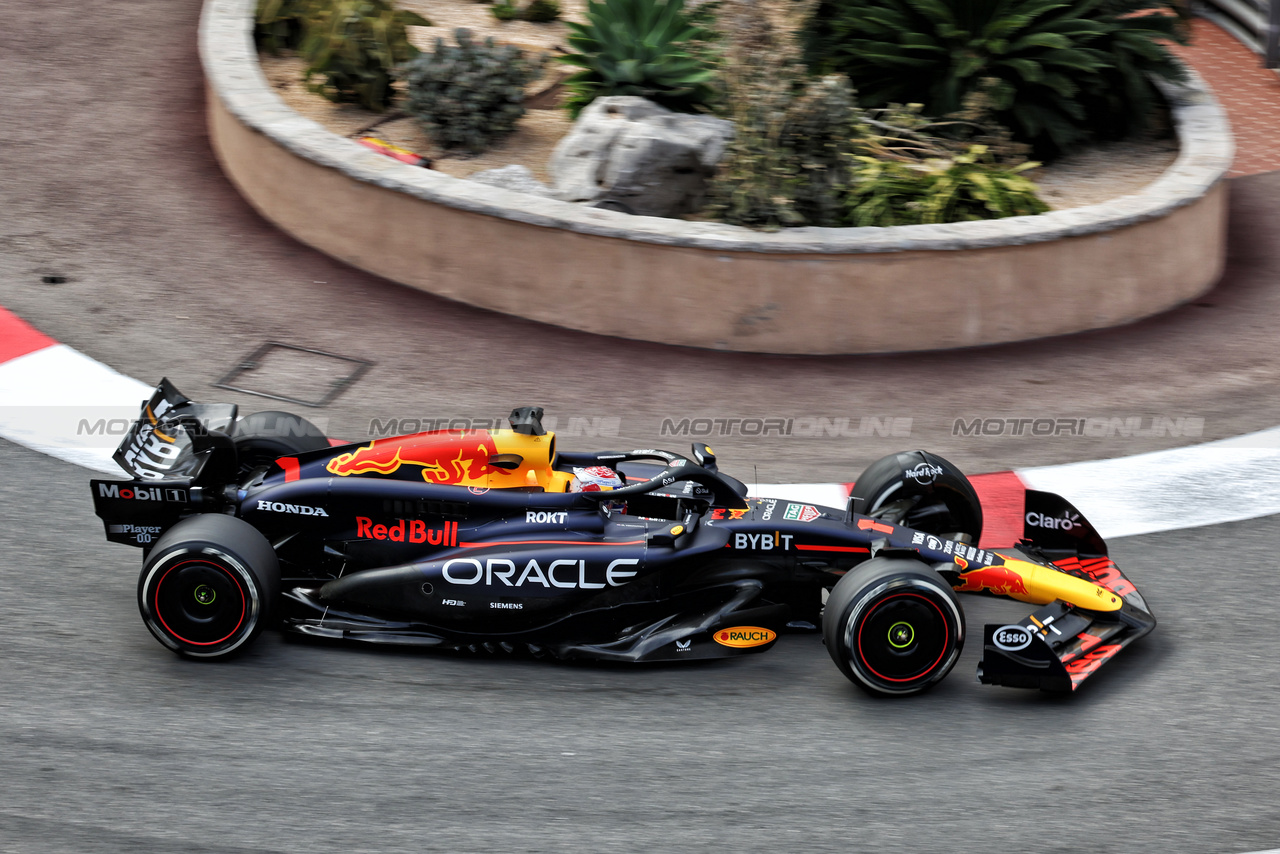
[823,557,965,697]
[138,514,280,659]
[233,410,330,479]
[848,450,983,542]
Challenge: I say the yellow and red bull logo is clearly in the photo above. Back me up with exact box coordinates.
[956,558,1122,611]
[954,566,1030,597]
[713,626,777,648]
[327,431,501,484]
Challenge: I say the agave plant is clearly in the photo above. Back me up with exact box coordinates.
[300,0,430,111]
[801,0,1188,155]
[523,0,562,21]
[558,0,718,118]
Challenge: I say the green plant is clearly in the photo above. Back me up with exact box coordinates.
[255,0,319,53]
[707,50,865,229]
[800,0,1188,155]
[490,0,560,21]
[299,0,429,112]
[401,28,545,153]
[524,0,562,21]
[1080,0,1189,140]
[858,91,1031,165]
[706,31,1046,230]
[558,0,719,118]
[842,145,1049,226]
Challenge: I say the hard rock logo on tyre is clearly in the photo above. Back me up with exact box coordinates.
[905,462,944,484]
[713,626,777,648]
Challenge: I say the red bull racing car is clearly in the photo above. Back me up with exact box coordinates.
[90,380,1155,697]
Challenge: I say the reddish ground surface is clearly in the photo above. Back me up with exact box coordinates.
[1175,18,1280,176]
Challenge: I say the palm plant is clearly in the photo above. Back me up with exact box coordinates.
[1079,0,1190,140]
[800,0,1188,155]
[558,0,719,118]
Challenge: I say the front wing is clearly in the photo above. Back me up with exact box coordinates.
[977,556,1156,691]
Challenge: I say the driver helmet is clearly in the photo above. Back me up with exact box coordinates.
[570,465,626,514]
[569,465,624,493]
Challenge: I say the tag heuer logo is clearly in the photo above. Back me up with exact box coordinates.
[783,504,821,522]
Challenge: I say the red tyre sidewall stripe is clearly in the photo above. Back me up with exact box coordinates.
[153,559,247,647]
[855,592,950,683]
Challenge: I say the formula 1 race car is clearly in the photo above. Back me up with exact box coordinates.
[91,380,1155,696]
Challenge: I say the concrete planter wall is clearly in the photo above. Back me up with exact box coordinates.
[201,0,1233,354]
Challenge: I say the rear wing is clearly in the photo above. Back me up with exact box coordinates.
[93,379,238,548]
[112,378,237,484]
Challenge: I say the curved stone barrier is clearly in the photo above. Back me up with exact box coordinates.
[201,0,1233,354]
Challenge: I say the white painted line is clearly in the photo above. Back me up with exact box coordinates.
[746,483,850,509]
[0,345,153,475]
[1020,429,1280,539]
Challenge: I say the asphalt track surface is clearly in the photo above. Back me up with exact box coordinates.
[4,1,1280,851]
[5,436,1280,854]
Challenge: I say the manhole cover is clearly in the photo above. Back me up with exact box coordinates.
[214,342,373,407]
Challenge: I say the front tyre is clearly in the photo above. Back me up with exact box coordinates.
[823,558,964,697]
[848,450,982,542]
[138,515,280,659]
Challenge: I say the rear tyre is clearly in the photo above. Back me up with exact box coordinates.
[823,557,964,697]
[138,515,280,659]
[848,450,982,542]
[233,410,330,479]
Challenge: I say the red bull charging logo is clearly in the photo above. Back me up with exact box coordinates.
[326,430,501,483]
[954,565,1030,597]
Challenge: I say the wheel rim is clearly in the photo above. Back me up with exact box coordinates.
[853,592,952,685]
[152,559,247,647]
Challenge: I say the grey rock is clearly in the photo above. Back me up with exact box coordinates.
[468,164,555,198]
[548,96,735,218]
